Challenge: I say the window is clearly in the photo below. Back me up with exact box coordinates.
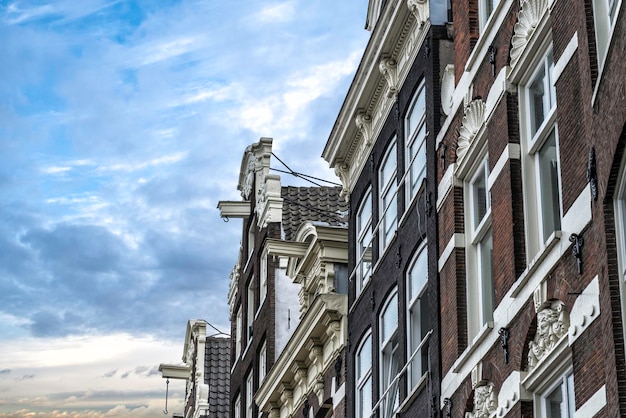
[356,188,373,293]
[520,46,561,258]
[248,223,255,260]
[614,148,626,360]
[465,158,494,340]
[405,82,427,205]
[407,245,429,389]
[259,256,267,309]
[355,331,372,418]
[258,342,267,384]
[379,290,399,417]
[235,308,242,359]
[234,394,241,418]
[247,279,255,341]
[593,0,622,80]
[479,0,501,30]
[538,371,575,418]
[379,141,398,251]
[246,371,254,417]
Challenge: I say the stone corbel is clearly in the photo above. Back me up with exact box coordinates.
[314,375,325,404]
[334,163,350,201]
[279,383,294,412]
[407,0,429,27]
[379,57,399,99]
[355,111,373,146]
[290,361,308,387]
[269,402,281,418]
[307,339,324,371]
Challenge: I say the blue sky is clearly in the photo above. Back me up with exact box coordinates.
[0,0,369,415]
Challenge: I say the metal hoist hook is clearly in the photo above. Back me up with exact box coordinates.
[163,378,170,415]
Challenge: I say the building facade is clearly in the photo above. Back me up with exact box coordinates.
[159,320,230,418]
[219,138,348,418]
[436,0,626,416]
[323,1,453,417]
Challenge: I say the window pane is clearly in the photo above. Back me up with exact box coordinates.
[409,251,428,300]
[538,131,561,241]
[407,88,425,138]
[357,335,372,381]
[380,145,397,189]
[546,383,563,418]
[529,65,546,137]
[359,375,372,418]
[409,126,427,197]
[381,294,398,343]
[480,230,494,324]
[472,167,488,229]
[566,373,575,418]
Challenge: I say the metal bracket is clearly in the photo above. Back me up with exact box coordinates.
[488,45,497,77]
[570,233,584,274]
[499,327,510,364]
[587,147,598,201]
[443,398,452,417]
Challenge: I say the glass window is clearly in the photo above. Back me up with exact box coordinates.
[405,82,427,204]
[407,246,429,389]
[539,371,575,418]
[235,308,242,359]
[521,46,562,257]
[259,256,267,308]
[593,0,622,78]
[247,279,255,341]
[356,188,373,293]
[379,141,398,250]
[355,332,373,418]
[234,395,241,418]
[380,291,399,417]
[258,342,267,384]
[479,0,501,30]
[246,372,254,417]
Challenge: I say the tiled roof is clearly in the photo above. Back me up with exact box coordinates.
[204,337,230,418]
[280,186,348,241]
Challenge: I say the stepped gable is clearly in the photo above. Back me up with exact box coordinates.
[280,186,347,241]
[204,337,230,418]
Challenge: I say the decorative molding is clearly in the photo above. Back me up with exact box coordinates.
[569,276,600,343]
[510,0,550,68]
[441,64,455,116]
[241,153,258,199]
[379,57,399,98]
[473,382,498,418]
[528,300,570,370]
[334,164,350,201]
[407,0,429,26]
[457,100,486,163]
[355,112,373,146]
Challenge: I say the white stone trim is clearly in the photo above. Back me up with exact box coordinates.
[569,276,601,344]
[438,233,465,272]
[437,164,461,212]
[553,32,578,83]
[574,385,607,418]
[496,371,530,417]
[488,144,521,191]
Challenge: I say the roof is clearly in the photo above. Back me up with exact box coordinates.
[204,337,230,418]
[280,186,348,241]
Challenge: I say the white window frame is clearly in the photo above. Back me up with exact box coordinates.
[259,256,267,312]
[536,369,575,418]
[592,0,623,90]
[258,341,267,384]
[519,43,563,260]
[479,0,502,31]
[247,223,255,260]
[614,152,626,359]
[355,331,373,418]
[379,290,399,418]
[247,278,255,342]
[464,156,494,342]
[235,307,242,359]
[234,394,241,418]
[246,371,254,417]
[379,140,398,252]
[404,81,427,207]
[356,188,373,294]
[407,243,429,390]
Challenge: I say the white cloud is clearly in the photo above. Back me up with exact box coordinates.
[257,1,296,23]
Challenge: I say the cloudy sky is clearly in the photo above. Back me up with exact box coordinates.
[0,0,368,416]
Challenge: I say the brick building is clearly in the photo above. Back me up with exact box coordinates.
[435,0,626,416]
[218,138,348,418]
[323,1,453,417]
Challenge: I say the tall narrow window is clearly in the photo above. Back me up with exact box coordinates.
[355,332,372,418]
[247,279,255,342]
[405,82,427,205]
[521,46,562,258]
[479,0,502,30]
[235,308,242,359]
[234,394,241,418]
[593,0,622,80]
[246,372,254,417]
[259,256,267,310]
[538,371,575,418]
[258,342,267,384]
[466,158,494,340]
[356,188,373,293]
[614,144,626,362]
[407,245,429,390]
[380,290,399,417]
[379,141,398,251]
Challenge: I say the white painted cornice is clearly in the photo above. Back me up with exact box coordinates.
[265,239,310,258]
[159,363,191,380]
[322,0,431,199]
[217,200,250,219]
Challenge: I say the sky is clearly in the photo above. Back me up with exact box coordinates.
[0,1,369,416]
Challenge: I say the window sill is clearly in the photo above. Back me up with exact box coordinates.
[453,321,494,373]
[397,372,429,413]
[511,230,561,298]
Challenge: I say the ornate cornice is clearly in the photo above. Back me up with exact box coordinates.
[379,57,398,98]
[355,112,373,146]
[407,0,429,27]
[510,0,549,68]
[457,99,486,162]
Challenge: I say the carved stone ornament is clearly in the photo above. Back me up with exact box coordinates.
[457,99,486,162]
[379,57,399,98]
[441,64,455,116]
[355,112,373,146]
[241,155,257,199]
[256,180,267,221]
[334,164,350,201]
[510,0,549,68]
[407,0,429,26]
[473,382,498,418]
[527,300,570,370]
